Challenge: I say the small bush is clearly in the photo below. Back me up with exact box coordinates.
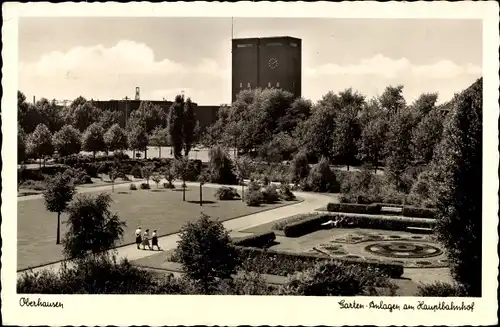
[130,164,143,179]
[232,232,276,248]
[283,214,334,237]
[19,180,47,190]
[326,213,435,231]
[278,183,296,201]
[305,157,340,193]
[129,183,137,190]
[245,189,263,207]
[215,186,240,200]
[247,180,261,192]
[163,182,175,189]
[262,185,280,204]
[416,282,466,297]
[402,206,437,219]
[140,183,150,190]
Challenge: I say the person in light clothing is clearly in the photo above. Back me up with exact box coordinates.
[142,229,152,250]
[151,229,161,251]
[135,226,142,249]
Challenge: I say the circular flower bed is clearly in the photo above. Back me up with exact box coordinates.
[364,241,443,259]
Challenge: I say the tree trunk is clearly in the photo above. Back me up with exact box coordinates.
[39,158,42,169]
[133,150,135,159]
[56,212,61,244]
[93,151,96,161]
[159,146,161,159]
[200,183,203,206]
[183,181,186,201]
[112,181,115,192]
[43,157,46,168]
[145,148,147,159]
[347,164,350,171]
[374,163,378,174]
[241,182,245,202]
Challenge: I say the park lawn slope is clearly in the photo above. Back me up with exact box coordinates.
[17,186,298,271]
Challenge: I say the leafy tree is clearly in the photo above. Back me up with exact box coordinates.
[257,131,298,162]
[331,105,361,169]
[233,156,255,202]
[173,157,190,201]
[151,173,162,189]
[175,213,239,293]
[183,98,197,157]
[104,124,128,155]
[35,98,65,133]
[26,123,54,168]
[432,78,482,296]
[379,85,406,114]
[18,91,41,134]
[62,193,126,260]
[410,92,439,118]
[18,124,27,164]
[167,95,185,159]
[140,164,155,185]
[383,110,416,191]
[162,164,176,189]
[197,168,211,206]
[82,123,106,160]
[129,101,166,135]
[52,125,82,159]
[411,109,444,165]
[357,117,388,172]
[70,96,88,110]
[43,173,76,244]
[67,101,103,132]
[127,125,148,157]
[289,150,310,186]
[98,110,123,131]
[149,127,170,158]
[108,166,120,193]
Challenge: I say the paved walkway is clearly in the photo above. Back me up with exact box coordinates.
[16,180,336,277]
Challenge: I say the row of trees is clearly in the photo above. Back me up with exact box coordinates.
[18,93,200,165]
[204,86,446,181]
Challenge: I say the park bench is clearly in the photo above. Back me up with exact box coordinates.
[406,226,433,234]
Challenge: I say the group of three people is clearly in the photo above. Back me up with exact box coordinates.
[135,226,161,250]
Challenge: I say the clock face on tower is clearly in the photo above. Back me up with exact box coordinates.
[268,57,279,69]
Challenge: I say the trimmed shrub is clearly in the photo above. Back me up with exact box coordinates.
[273,213,321,231]
[163,182,175,189]
[402,206,437,219]
[140,183,151,190]
[262,185,280,204]
[327,203,381,215]
[129,183,137,190]
[416,282,466,297]
[232,232,276,248]
[305,157,340,193]
[62,167,92,185]
[328,213,435,231]
[278,183,296,201]
[245,189,263,207]
[130,164,142,179]
[283,214,334,237]
[236,246,403,279]
[215,186,241,200]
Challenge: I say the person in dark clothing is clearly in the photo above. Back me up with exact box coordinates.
[151,229,161,250]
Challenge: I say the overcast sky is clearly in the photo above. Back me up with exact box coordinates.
[18,17,482,105]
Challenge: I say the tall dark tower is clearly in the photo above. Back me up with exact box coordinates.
[232,36,302,102]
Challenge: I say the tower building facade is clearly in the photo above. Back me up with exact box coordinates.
[231,36,302,102]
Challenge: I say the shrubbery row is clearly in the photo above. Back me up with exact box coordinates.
[327,203,381,215]
[232,232,276,248]
[236,246,404,278]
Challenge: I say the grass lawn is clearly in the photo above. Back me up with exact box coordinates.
[17,186,298,271]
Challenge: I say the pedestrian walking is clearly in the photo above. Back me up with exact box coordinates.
[151,229,161,250]
[135,226,142,249]
[142,229,152,250]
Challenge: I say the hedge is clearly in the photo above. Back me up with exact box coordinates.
[327,203,381,215]
[236,246,404,279]
[272,213,322,231]
[283,214,334,237]
[402,206,437,219]
[232,232,276,248]
[330,213,435,231]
